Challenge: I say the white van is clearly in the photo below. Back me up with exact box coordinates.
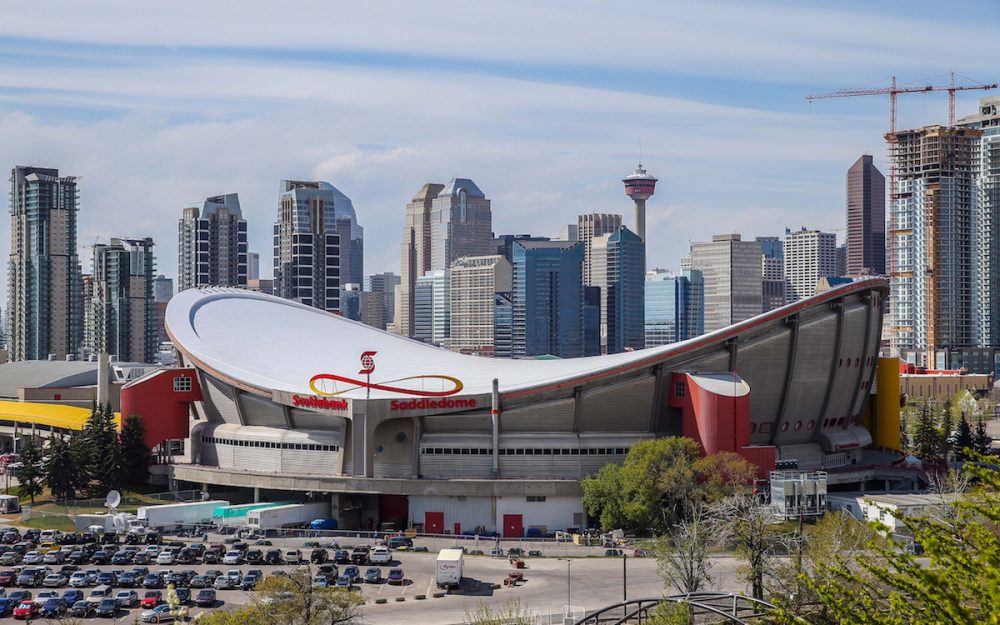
[39,529,62,543]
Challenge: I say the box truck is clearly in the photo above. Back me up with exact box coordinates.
[245,503,329,530]
[435,548,464,589]
[137,500,230,528]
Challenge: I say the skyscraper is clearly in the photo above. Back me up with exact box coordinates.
[153,275,173,345]
[845,154,886,276]
[783,228,837,303]
[397,183,444,337]
[757,236,786,312]
[492,234,549,264]
[644,269,704,347]
[689,234,763,333]
[959,97,1000,349]
[274,180,353,313]
[366,272,400,330]
[429,179,492,271]
[413,270,449,347]
[449,255,512,356]
[512,240,584,358]
[887,125,980,367]
[577,213,622,285]
[178,193,248,292]
[88,237,156,363]
[248,252,260,281]
[6,166,83,361]
[590,226,645,353]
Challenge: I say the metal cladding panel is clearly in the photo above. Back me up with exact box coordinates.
[735,330,790,428]
[420,454,492,479]
[580,375,654,431]
[409,495,494,532]
[499,455,593,479]
[850,299,882,418]
[373,462,411,478]
[280,448,343,475]
[826,303,869,422]
[422,413,492,433]
[202,374,241,424]
[783,313,838,426]
[290,409,346,433]
[240,392,287,428]
[778,443,824,470]
[501,398,575,432]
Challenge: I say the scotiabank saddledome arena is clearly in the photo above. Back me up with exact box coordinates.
[122,278,908,535]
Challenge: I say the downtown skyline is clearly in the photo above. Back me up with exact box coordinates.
[0,1,997,311]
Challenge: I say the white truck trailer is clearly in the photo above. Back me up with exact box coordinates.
[137,500,230,528]
[435,548,464,589]
[245,502,329,530]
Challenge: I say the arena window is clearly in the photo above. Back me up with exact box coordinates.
[173,377,192,392]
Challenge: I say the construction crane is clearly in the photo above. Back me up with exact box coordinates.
[805,72,997,281]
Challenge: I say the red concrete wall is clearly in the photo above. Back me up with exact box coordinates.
[120,369,201,451]
[670,372,750,456]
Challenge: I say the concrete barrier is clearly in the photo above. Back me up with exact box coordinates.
[415,594,426,600]
[375,598,387,604]
[395,596,406,602]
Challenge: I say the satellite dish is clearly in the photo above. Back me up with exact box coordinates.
[105,490,121,510]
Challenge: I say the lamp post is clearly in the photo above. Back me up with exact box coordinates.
[622,552,628,602]
[559,558,572,609]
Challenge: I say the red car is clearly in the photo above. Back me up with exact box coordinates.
[140,591,163,609]
[12,601,39,620]
[0,571,14,586]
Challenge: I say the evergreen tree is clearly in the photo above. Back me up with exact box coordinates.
[913,403,940,461]
[120,415,150,488]
[899,412,911,454]
[99,433,126,493]
[68,431,92,494]
[975,418,993,455]
[15,437,44,504]
[954,416,975,461]
[44,435,76,501]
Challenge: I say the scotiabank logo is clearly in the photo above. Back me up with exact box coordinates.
[291,395,349,411]
[390,398,477,411]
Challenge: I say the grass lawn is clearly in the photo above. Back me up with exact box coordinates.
[20,516,76,532]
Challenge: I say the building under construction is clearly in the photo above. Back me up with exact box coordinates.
[886,125,981,368]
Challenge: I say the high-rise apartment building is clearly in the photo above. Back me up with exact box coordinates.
[6,166,83,361]
[577,213,622,285]
[784,228,837,303]
[887,125,980,367]
[429,179,492,272]
[88,237,156,362]
[846,154,886,276]
[248,252,260,281]
[178,193,247,292]
[512,240,584,358]
[365,272,400,330]
[449,255,512,356]
[397,183,444,337]
[153,275,173,344]
[590,226,645,353]
[688,234,763,333]
[493,293,514,359]
[359,291,386,330]
[757,236,786,312]
[644,269,704,347]
[959,97,1000,349]
[835,244,847,278]
[413,270,449,347]
[274,181,352,313]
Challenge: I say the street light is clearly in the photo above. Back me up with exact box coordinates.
[559,558,572,609]
[622,552,628,602]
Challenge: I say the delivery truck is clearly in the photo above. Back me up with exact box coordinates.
[137,500,230,528]
[245,502,330,530]
[435,548,464,589]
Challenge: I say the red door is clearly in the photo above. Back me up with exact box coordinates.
[425,511,444,535]
[502,514,523,538]
[453,522,461,536]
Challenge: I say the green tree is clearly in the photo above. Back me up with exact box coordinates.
[913,402,940,460]
[939,402,954,459]
[691,451,756,503]
[709,492,782,601]
[68,431,92,494]
[974,418,992,455]
[644,601,694,625]
[120,415,150,487]
[99,434,126,493]
[14,437,44,504]
[954,415,974,461]
[774,453,1000,625]
[465,598,538,625]
[44,435,76,501]
[649,504,713,594]
[582,437,702,532]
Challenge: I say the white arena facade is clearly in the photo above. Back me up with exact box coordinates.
[121,277,910,536]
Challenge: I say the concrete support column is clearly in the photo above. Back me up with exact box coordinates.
[253,487,260,503]
[491,378,500,477]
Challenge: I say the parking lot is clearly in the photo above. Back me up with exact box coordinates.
[0,524,743,624]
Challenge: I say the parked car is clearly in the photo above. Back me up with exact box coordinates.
[246,549,264,564]
[70,599,96,617]
[369,546,391,564]
[174,587,191,605]
[222,550,244,565]
[364,567,382,583]
[283,549,302,564]
[12,600,39,620]
[333,575,354,590]
[6,591,30,604]
[21,552,42,565]
[387,568,404,585]
[194,588,216,608]
[0,598,12,617]
[96,596,119,618]
[310,549,328,564]
[312,574,329,588]
[115,589,139,608]
[143,573,163,589]
[40,597,67,618]
[42,573,67,588]
[386,537,413,550]
[343,566,360,582]
[140,590,163,608]
[118,571,139,587]
[140,603,174,623]
[333,550,350,564]
[188,575,207,589]
[61,589,84,604]
[351,547,369,564]
[0,570,17,586]
[213,575,235,590]
[264,549,282,565]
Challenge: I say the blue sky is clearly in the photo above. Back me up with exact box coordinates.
[0,0,997,306]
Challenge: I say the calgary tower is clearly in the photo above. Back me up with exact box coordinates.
[622,162,657,242]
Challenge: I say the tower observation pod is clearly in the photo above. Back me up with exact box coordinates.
[623,163,657,242]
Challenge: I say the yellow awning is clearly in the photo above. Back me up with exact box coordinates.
[0,401,120,431]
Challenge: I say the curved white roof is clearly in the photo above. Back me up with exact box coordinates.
[166,279,887,401]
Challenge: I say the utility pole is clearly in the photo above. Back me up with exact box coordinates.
[622,553,628,602]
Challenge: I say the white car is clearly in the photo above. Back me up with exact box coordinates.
[155,551,175,565]
[369,547,391,564]
[34,590,59,605]
[213,576,235,590]
[115,590,139,608]
[144,546,161,557]
[42,573,67,587]
[225,569,242,584]
[283,550,302,564]
[140,604,174,623]
[222,551,243,565]
[312,575,328,588]
[69,572,89,588]
[22,551,43,564]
